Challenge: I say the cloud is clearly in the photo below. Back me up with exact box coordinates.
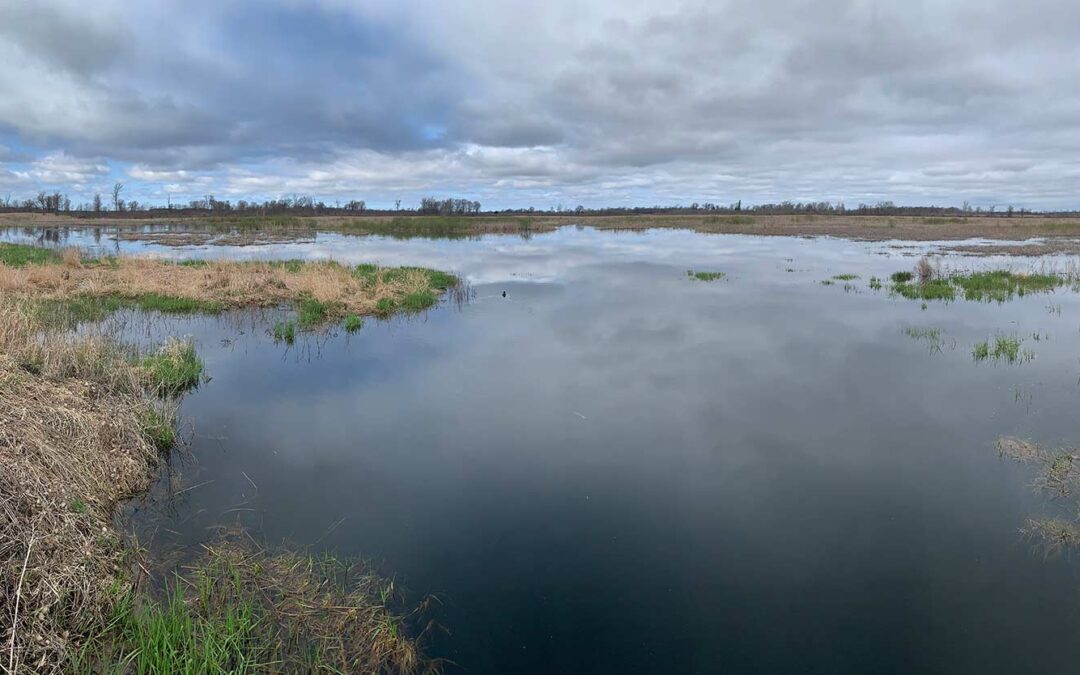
[0,0,1079,208]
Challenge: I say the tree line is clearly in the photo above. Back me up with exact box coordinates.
[1,191,1077,217]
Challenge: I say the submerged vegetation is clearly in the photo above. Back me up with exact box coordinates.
[997,438,1080,556]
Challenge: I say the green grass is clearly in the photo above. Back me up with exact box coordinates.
[344,314,363,332]
[972,335,1033,364]
[134,293,225,314]
[890,271,914,283]
[141,341,204,395]
[892,279,956,301]
[687,270,726,281]
[832,273,859,281]
[272,320,296,344]
[400,290,437,312]
[869,276,882,290]
[70,497,88,515]
[952,270,1063,302]
[71,543,427,675]
[0,242,60,266]
[141,408,178,450]
[296,296,335,328]
[374,298,396,317]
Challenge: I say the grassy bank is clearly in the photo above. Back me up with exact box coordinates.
[0,243,444,672]
[0,243,459,330]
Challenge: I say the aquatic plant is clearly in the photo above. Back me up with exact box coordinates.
[687,269,726,281]
[971,335,1032,364]
[272,320,296,344]
[140,339,204,395]
[832,273,859,281]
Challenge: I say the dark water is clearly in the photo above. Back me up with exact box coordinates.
[11,226,1080,673]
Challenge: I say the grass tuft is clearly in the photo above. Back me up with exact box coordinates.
[141,339,204,395]
[272,320,296,344]
[687,270,726,281]
[344,314,364,332]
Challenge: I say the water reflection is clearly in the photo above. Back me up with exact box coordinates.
[17,227,1080,673]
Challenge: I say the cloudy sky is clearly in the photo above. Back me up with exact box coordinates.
[0,0,1078,209]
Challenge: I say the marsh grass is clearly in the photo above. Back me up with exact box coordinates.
[687,270,726,282]
[344,314,364,332]
[73,536,432,675]
[902,326,945,353]
[272,320,296,344]
[0,246,458,330]
[0,300,190,672]
[140,339,204,395]
[703,215,755,225]
[888,260,1072,304]
[832,273,859,281]
[972,335,1032,364]
[952,270,1063,302]
[869,276,883,290]
[0,241,60,266]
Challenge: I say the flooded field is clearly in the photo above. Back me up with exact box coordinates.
[8,226,1080,673]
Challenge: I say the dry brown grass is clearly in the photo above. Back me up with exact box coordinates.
[0,302,164,673]
[0,256,448,319]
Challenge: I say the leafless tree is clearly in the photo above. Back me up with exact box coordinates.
[112,183,124,211]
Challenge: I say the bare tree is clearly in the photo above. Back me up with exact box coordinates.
[112,183,124,212]
[92,193,103,213]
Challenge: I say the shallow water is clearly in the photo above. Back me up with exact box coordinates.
[12,226,1080,673]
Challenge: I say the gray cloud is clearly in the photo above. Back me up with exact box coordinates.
[0,0,1079,208]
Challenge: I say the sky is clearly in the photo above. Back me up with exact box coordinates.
[0,0,1078,210]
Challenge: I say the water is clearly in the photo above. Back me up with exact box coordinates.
[10,226,1080,673]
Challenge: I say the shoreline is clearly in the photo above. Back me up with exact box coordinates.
[5,212,1080,255]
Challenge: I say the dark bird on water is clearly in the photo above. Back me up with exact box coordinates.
[502,291,507,297]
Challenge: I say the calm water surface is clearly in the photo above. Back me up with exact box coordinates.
[10,226,1080,673]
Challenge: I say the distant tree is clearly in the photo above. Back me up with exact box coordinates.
[111,183,123,211]
[92,193,103,213]
[395,199,401,210]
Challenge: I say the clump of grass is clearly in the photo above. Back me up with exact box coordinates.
[400,290,437,312]
[890,271,913,283]
[375,297,397,317]
[892,278,956,301]
[687,270,726,282]
[832,273,858,281]
[952,270,1064,302]
[344,314,364,332]
[296,296,335,328]
[820,279,835,286]
[869,276,882,290]
[140,339,204,395]
[272,320,296,344]
[972,335,1032,364]
[141,407,178,450]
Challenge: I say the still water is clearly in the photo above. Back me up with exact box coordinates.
[11,226,1080,673]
